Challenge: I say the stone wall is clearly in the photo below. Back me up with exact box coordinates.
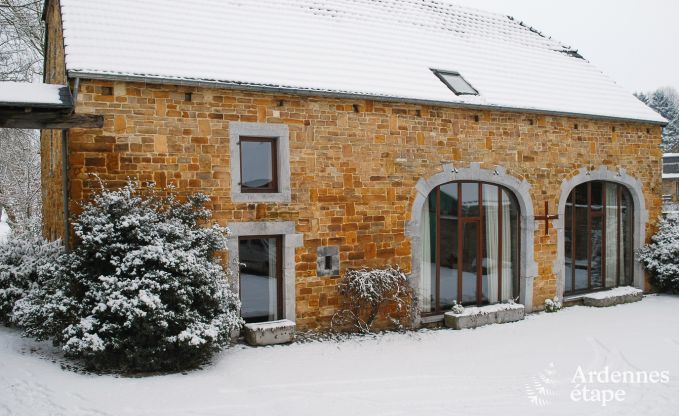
[45,78,662,329]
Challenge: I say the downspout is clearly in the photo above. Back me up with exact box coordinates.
[61,128,69,250]
[61,77,79,250]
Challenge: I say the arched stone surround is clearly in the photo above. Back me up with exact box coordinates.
[405,162,538,319]
[553,166,648,300]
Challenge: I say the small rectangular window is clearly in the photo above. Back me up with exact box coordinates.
[239,136,278,193]
[432,69,479,96]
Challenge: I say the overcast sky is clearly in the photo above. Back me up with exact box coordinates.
[447,0,678,94]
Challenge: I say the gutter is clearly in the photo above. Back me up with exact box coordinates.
[69,70,669,127]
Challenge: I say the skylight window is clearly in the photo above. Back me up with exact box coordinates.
[433,70,479,96]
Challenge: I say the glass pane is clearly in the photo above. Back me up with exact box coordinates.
[591,215,603,289]
[420,192,437,313]
[440,73,477,95]
[565,192,574,293]
[574,186,589,291]
[440,183,458,218]
[604,184,619,287]
[440,185,458,309]
[621,188,634,286]
[241,140,274,190]
[239,237,279,323]
[591,181,603,214]
[505,190,520,300]
[482,184,499,305]
[461,221,479,305]
[460,182,480,217]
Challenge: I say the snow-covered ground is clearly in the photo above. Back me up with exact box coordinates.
[1,295,678,416]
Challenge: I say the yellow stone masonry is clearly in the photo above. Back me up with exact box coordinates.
[40,78,662,329]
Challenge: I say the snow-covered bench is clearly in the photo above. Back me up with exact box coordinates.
[582,286,643,307]
[244,319,296,346]
[444,303,525,330]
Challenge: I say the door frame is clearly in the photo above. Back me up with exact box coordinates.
[238,234,284,322]
[430,180,520,312]
[556,166,648,300]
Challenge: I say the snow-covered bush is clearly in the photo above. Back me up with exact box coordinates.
[13,180,243,372]
[0,231,62,323]
[638,214,679,293]
[331,266,414,333]
[544,297,562,313]
[450,301,465,315]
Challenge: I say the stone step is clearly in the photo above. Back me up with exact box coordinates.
[244,319,296,346]
[582,287,643,307]
[444,303,525,330]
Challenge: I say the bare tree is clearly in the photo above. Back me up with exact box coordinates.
[0,0,45,82]
[0,0,45,234]
[0,128,42,231]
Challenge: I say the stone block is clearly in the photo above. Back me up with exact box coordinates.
[244,319,296,346]
[444,304,525,330]
[582,287,643,307]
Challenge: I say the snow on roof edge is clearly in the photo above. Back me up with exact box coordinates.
[0,81,72,108]
[69,70,668,126]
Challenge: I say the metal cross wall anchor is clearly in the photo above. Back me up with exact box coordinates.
[534,201,559,235]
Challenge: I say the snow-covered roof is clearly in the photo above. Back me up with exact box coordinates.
[58,0,666,124]
[0,82,72,108]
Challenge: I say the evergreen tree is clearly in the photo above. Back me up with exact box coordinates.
[0,228,61,323]
[638,213,679,293]
[13,181,242,372]
[635,87,679,151]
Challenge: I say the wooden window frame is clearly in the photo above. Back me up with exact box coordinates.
[238,136,279,194]
[238,235,284,322]
[564,181,633,296]
[426,181,521,315]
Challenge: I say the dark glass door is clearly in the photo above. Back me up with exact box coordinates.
[423,181,521,314]
[564,181,634,295]
[239,235,283,323]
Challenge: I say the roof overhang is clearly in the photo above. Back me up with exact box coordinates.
[0,82,103,129]
[69,70,669,127]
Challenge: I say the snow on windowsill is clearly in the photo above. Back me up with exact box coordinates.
[244,319,295,330]
[447,303,525,317]
[582,286,643,300]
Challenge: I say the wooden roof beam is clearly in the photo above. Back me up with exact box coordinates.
[0,109,103,129]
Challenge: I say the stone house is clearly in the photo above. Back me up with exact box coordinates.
[662,153,679,206]
[39,0,666,330]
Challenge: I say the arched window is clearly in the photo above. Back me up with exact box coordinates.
[421,181,521,313]
[564,181,633,294]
